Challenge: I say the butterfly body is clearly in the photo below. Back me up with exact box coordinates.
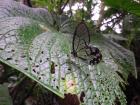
[72,21,102,65]
[87,46,102,65]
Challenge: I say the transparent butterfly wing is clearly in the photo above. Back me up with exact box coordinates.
[72,21,90,58]
[72,21,102,65]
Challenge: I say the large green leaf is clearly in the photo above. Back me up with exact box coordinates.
[0,0,137,105]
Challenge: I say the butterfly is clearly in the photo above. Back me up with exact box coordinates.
[71,21,102,65]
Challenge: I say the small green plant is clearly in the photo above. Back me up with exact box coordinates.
[19,23,43,48]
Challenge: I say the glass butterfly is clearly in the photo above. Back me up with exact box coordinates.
[71,21,102,65]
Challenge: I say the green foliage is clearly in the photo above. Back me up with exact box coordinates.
[104,0,140,16]
[104,8,121,18]
[122,15,140,48]
[32,0,48,7]
[32,0,69,14]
